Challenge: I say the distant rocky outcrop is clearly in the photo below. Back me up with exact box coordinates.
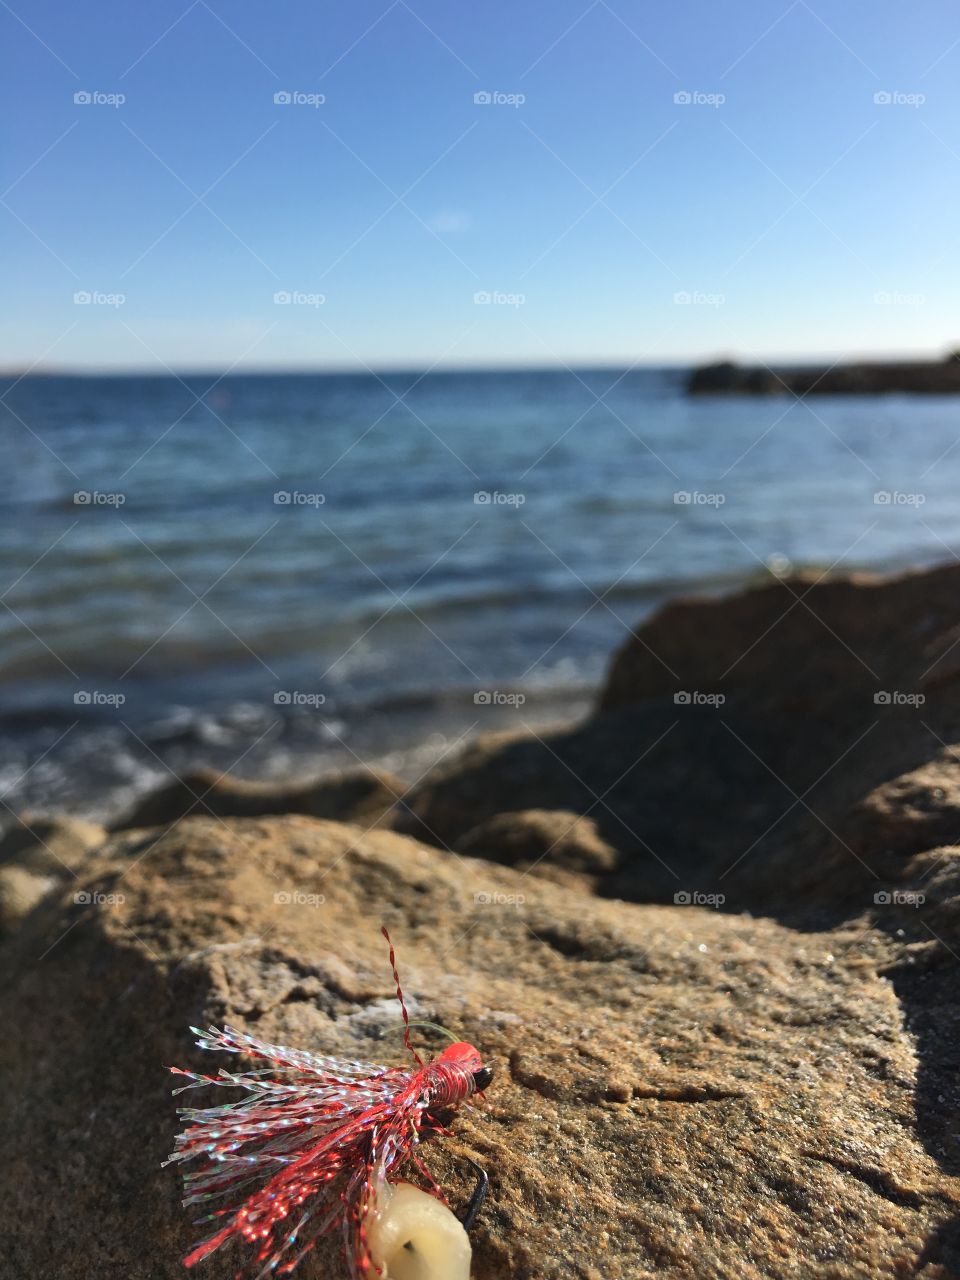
[687,355,960,395]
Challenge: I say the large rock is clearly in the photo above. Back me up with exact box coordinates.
[599,562,960,718]
[401,565,960,921]
[2,815,959,1278]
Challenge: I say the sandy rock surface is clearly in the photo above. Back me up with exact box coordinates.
[2,815,959,1279]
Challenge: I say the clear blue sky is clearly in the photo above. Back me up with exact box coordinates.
[2,0,958,371]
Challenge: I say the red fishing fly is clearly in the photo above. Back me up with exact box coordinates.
[164,927,493,1278]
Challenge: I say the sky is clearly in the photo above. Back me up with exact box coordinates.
[2,0,959,372]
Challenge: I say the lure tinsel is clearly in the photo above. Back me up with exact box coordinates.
[164,928,492,1278]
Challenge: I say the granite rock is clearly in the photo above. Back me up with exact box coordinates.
[2,815,959,1279]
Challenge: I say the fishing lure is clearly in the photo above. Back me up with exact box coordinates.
[164,928,493,1278]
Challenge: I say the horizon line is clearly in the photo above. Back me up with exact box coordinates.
[1,346,954,381]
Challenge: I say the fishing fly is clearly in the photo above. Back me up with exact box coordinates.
[164,927,493,1278]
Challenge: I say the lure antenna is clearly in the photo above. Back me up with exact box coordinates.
[395,1020,460,1044]
[381,926,424,1067]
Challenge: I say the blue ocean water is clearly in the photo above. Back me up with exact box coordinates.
[2,367,959,818]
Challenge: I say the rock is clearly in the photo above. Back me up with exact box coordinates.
[0,813,108,932]
[687,356,960,396]
[599,562,960,718]
[843,753,960,860]
[0,863,59,932]
[401,563,960,922]
[2,814,959,1278]
[112,765,405,832]
[0,811,107,875]
[455,810,618,887]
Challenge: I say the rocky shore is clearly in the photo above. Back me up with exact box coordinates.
[687,355,960,396]
[4,563,960,1278]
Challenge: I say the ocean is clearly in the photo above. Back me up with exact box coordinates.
[2,367,959,821]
